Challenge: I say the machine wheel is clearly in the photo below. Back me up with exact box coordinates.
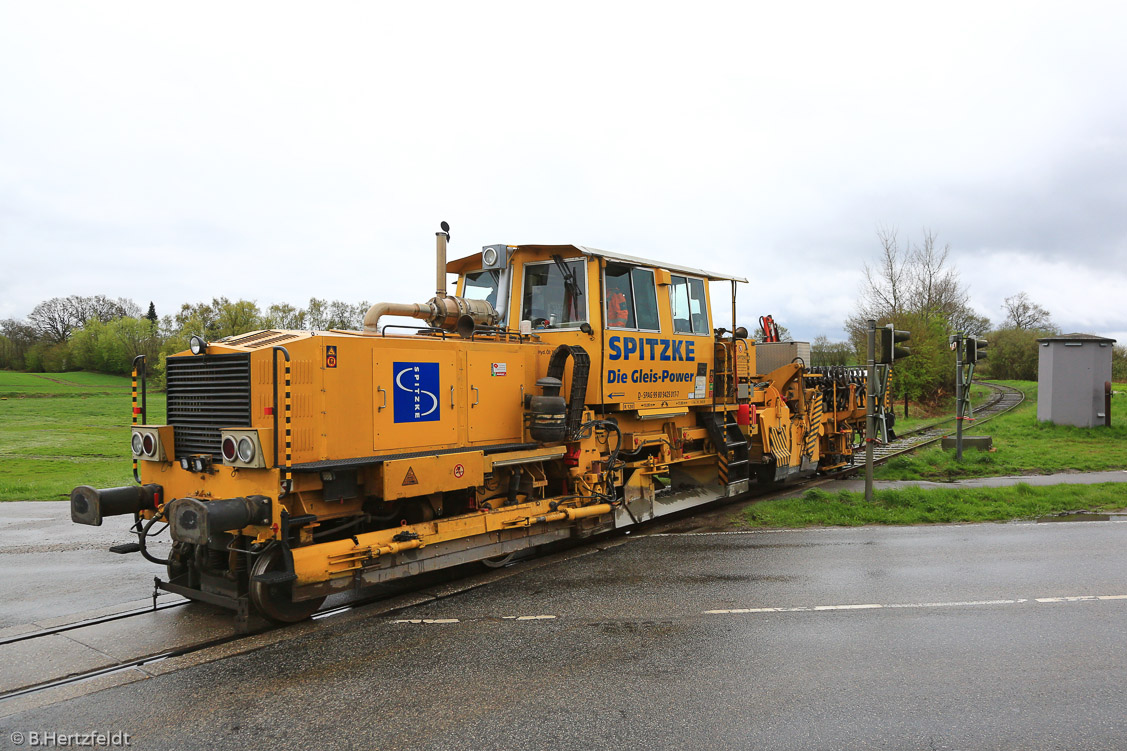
[248,547,326,623]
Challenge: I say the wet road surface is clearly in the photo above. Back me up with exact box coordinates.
[4,520,1127,750]
[0,503,174,628]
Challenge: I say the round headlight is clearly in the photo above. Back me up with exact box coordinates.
[142,433,156,456]
[482,247,498,267]
[131,432,144,455]
[237,437,256,463]
[221,436,238,462]
[189,336,206,355]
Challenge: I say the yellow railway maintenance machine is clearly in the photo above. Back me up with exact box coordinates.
[70,226,867,626]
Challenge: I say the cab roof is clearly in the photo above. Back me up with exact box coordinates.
[447,244,748,284]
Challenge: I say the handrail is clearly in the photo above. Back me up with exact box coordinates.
[131,355,147,483]
[272,346,292,497]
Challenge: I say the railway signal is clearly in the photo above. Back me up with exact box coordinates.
[952,333,988,460]
[965,337,988,363]
[878,326,912,364]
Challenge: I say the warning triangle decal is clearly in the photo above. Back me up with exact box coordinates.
[402,467,419,486]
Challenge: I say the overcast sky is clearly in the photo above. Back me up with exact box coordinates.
[1,1,1124,343]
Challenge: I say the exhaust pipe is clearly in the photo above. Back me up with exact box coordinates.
[362,221,498,337]
[436,220,450,298]
[71,484,162,526]
[362,296,498,337]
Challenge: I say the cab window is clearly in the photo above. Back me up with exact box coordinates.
[670,275,709,335]
[605,263,659,331]
[464,270,501,308]
[520,258,587,329]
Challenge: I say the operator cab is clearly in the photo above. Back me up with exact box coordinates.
[451,244,731,337]
[450,244,746,409]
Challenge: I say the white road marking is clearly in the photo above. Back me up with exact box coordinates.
[1036,594,1127,603]
[704,595,1127,615]
[395,615,558,625]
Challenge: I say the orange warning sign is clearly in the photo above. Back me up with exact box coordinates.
[402,467,418,486]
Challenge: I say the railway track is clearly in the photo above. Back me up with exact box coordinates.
[864,380,1024,465]
[1,382,1027,705]
[0,551,548,704]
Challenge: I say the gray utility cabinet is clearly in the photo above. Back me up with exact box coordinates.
[1036,333,1116,427]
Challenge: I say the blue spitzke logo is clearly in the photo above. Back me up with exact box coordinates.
[393,362,440,423]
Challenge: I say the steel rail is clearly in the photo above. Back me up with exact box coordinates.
[0,600,190,648]
[860,380,1025,467]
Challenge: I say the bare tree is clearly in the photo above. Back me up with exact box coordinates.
[27,295,139,342]
[1001,292,1055,331]
[860,226,909,317]
[27,298,77,342]
[850,228,986,335]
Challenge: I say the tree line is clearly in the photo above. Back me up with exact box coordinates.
[0,296,370,386]
[3,245,1124,394]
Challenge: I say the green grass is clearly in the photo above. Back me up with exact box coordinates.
[0,371,135,396]
[0,371,165,501]
[875,380,1127,481]
[739,482,1127,528]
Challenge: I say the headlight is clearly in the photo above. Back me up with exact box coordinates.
[482,247,497,267]
[142,433,156,456]
[221,437,238,462]
[189,335,206,355]
[131,433,144,455]
[237,437,256,463]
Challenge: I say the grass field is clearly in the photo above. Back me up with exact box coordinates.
[739,379,1127,528]
[876,380,1127,481]
[0,372,165,501]
[738,482,1127,528]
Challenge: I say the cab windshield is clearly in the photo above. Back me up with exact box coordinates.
[520,258,587,329]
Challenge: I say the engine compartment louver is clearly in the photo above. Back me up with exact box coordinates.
[166,353,252,457]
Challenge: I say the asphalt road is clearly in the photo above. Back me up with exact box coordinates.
[0,503,173,628]
[5,519,1127,750]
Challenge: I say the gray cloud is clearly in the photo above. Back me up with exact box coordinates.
[1,2,1125,346]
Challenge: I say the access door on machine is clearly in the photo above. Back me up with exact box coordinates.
[465,351,526,443]
[373,349,458,450]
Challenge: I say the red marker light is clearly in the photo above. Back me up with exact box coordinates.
[133,407,142,415]
[221,436,238,462]
[264,407,274,416]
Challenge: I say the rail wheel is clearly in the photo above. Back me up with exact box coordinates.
[248,547,325,623]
